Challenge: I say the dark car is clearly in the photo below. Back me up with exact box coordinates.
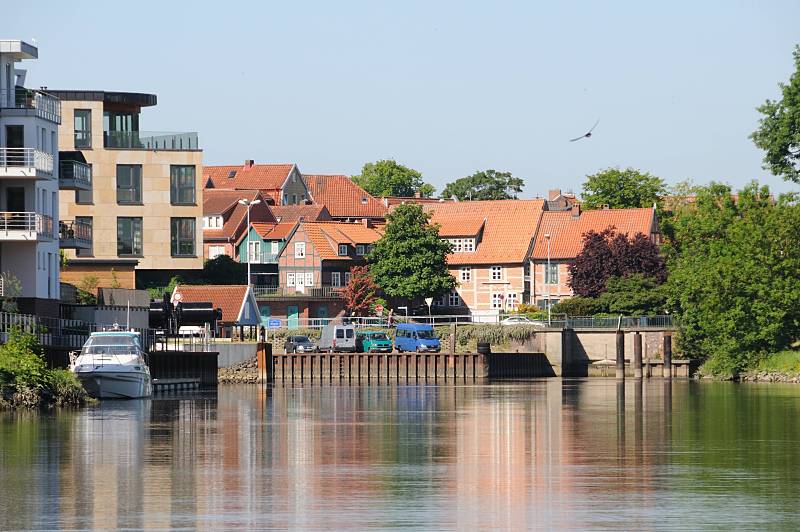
[283,335,318,354]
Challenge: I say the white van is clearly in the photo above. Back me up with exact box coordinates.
[318,323,357,352]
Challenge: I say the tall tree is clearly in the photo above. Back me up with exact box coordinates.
[568,228,666,297]
[441,170,524,201]
[341,265,378,316]
[368,203,455,302]
[581,167,667,210]
[751,45,800,183]
[352,159,435,197]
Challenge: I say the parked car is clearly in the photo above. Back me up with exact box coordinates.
[500,316,548,327]
[318,323,357,352]
[394,323,441,353]
[357,331,393,353]
[283,335,318,354]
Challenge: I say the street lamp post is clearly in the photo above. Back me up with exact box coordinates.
[545,233,551,325]
[238,198,262,287]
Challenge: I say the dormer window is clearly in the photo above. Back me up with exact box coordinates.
[447,238,475,252]
[338,244,348,256]
[203,216,223,229]
[356,244,366,256]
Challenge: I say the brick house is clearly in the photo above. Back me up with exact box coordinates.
[202,189,274,260]
[203,160,310,205]
[424,200,546,320]
[529,205,660,309]
[256,220,383,325]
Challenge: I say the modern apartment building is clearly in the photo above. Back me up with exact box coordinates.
[54,89,203,289]
[0,40,85,316]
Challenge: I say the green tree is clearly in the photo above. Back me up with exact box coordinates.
[441,170,524,200]
[352,159,435,197]
[368,203,455,302]
[581,167,667,209]
[665,182,800,376]
[200,255,247,284]
[597,275,667,316]
[751,45,800,183]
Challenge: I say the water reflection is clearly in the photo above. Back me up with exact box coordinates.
[2,380,800,529]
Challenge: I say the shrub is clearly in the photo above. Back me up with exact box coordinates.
[551,297,606,317]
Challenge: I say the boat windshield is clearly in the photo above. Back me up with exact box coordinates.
[82,335,140,355]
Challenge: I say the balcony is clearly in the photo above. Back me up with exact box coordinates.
[0,212,54,241]
[104,131,200,151]
[0,89,61,123]
[253,285,343,300]
[243,249,280,264]
[59,160,92,190]
[58,220,92,250]
[0,148,54,178]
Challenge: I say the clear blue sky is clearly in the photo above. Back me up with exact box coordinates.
[7,0,800,197]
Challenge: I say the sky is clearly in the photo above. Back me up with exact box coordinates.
[6,0,800,198]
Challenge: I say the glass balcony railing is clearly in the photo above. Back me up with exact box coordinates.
[104,131,199,150]
[59,219,92,248]
[252,286,344,299]
[242,249,280,264]
[59,160,92,189]
[0,148,54,175]
[6,89,62,123]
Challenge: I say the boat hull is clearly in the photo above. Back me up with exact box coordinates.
[76,370,152,399]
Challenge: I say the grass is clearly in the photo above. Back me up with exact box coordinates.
[754,350,800,375]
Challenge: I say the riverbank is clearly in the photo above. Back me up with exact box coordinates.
[219,357,260,384]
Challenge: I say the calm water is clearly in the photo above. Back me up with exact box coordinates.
[2,380,800,530]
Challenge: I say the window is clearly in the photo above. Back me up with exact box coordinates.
[283,194,288,205]
[171,218,196,257]
[117,217,143,256]
[208,245,225,259]
[76,217,93,257]
[491,293,503,309]
[460,267,471,282]
[203,215,223,229]
[356,244,366,256]
[338,244,348,256]
[292,194,297,204]
[170,165,196,205]
[116,165,142,204]
[295,242,306,258]
[545,263,559,285]
[271,241,279,255]
[506,293,518,309]
[449,290,461,307]
[74,109,91,148]
[287,272,296,287]
[331,272,341,287]
[305,272,314,286]
[491,266,502,281]
[248,240,261,263]
[344,271,351,285]
[448,238,476,253]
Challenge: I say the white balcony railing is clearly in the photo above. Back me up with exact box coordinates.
[4,89,62,123]
[0,212,54,239]
[0,148,54,175]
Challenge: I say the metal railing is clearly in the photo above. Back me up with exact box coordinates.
[59,219,92,244]
[0,212,53,238]
[59,159,92,187]
[557,315,676,330]
[6,89,62,123]
[243,249,280,264]
[0,148,54,175]
[253,285,344,299]
[104,131,199,150]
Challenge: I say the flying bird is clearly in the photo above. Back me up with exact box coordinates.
[569,119,600,142]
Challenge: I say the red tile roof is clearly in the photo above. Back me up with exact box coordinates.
[172,284,249,324]
[270,204,332,223]
[248,221,296,241]
[299,221,384,260]
[424,200,546,265]
[530,207,657,259]
[203,190,275,242]
[304,174,388,219]
[203,189,261,216]
[203,162,295,197]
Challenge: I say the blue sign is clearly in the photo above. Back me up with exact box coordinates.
[268,319,281,328]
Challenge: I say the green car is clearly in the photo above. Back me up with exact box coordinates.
[356,331,393,353]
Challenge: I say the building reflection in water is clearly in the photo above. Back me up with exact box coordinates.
[3,379,800,529]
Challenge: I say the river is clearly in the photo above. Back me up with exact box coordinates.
[1,380,799,530]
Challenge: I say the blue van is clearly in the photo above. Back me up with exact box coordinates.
[394,323,441,353]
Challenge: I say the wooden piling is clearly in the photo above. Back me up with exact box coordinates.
[663,334,672,379]
[615,330,625,380]
[633,332,643,379]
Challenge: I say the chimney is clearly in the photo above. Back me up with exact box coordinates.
[244,159,254,169]
[571,204,581,218]
[362,218,372,228]
[548,189,562,201]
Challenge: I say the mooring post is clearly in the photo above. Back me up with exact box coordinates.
[663,334,672,379]
[450,323,457,354]
[615,330,625,380]
[633,332,643,379]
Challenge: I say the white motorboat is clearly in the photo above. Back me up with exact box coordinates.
[70,330,152,399]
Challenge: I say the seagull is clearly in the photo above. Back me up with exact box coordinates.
[569,119,600,142]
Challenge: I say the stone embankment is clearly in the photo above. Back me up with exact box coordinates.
[738,371,800,383]
[218,357,260,384]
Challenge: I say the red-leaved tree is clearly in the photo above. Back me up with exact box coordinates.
[341,265,378,316]
[568,228,665,297]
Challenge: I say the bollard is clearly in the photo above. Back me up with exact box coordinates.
[633,332,643,379]
[615,330,625,380]
[663,334,672,379]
